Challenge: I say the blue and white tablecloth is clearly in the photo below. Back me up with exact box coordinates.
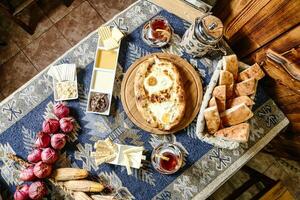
[0,1,289,199]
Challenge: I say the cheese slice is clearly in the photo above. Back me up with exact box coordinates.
[227,96,254,108]
[124,154,132,175]
[112,27,124,42]
[235,78,257,96]
[123,147,144,154]
[219,70,234,86]
[94,153,116,165]
[214,123,250,143]
[238,63,265,81]
[220,103,253,126]
[223,54,238,80]
[98,26,112,40]
[103,38,119,50]
[204,106,221,134]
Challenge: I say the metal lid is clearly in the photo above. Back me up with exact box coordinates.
[195,15,224,45]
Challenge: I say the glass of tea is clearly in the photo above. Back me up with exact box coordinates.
[148,16,171,42]
[151,143,183,174]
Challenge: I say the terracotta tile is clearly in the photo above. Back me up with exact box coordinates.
[88,0,136,21]
[24,26,71,71]
[55,1,104,45]
[246,152,276,173]
[0,52,38,97]
[0,31,20,65]
[38,0,84,23]
[0,4,53,48]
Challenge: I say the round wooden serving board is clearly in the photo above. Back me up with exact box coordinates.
[121,53,203,134]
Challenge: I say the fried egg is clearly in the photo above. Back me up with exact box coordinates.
[143,66,173,95]
[134,56,186,131]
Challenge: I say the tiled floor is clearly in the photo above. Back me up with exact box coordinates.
[0,1,299,199]
[0,0,132,100]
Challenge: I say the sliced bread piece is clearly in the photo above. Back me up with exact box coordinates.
[209,96,225,112]
[223,54,238,80]
[235,78,257,96]
[213,85,226,100]
[227,96,255,108]
[214,123,250,143]
[204,106,221,134]
[226,84,235,99]
[219,70,234,86]
[220,103,253,126]
[212,85,226,112]
[238,63,265,81]
[208,97,217,107]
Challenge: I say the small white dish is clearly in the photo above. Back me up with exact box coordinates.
[53,78,78,101]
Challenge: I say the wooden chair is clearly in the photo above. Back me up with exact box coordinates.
[222,166,295,200]
[0,0,73,35]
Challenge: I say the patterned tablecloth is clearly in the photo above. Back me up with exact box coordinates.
[0,1,289,199]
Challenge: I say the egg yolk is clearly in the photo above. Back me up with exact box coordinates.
[148,76,157,86]
[162,113,170,124]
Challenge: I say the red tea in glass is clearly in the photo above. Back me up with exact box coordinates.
[151,143,183,174]
[159,152,179,172]
[148,17,171,41]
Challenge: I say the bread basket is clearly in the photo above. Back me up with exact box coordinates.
[196,59,257,149]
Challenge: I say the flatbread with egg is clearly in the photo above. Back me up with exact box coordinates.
[134,56,185,130]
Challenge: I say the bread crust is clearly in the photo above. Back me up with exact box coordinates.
[238,63,265,81]
[223,55,238,80]
[204,106,221,134]
[214,123,250,143]
[134,56,186,130]
[220,103,253,126]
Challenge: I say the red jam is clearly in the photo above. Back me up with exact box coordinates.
[159,152,178,171]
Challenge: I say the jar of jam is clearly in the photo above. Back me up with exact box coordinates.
[151,143,183,174]
[180,14,224,57]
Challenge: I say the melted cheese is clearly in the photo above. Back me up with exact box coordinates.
[135,56,185,130]
[148,101,179,126]
[143,64,174,95]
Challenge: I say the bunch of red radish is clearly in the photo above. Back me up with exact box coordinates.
[14,103,75,200]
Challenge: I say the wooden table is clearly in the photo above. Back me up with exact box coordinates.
[149,0,205,23]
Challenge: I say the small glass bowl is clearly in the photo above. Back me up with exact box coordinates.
[151,143,183,174]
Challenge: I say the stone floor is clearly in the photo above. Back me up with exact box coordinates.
[0,0,134,99]
[0,0,299,199]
